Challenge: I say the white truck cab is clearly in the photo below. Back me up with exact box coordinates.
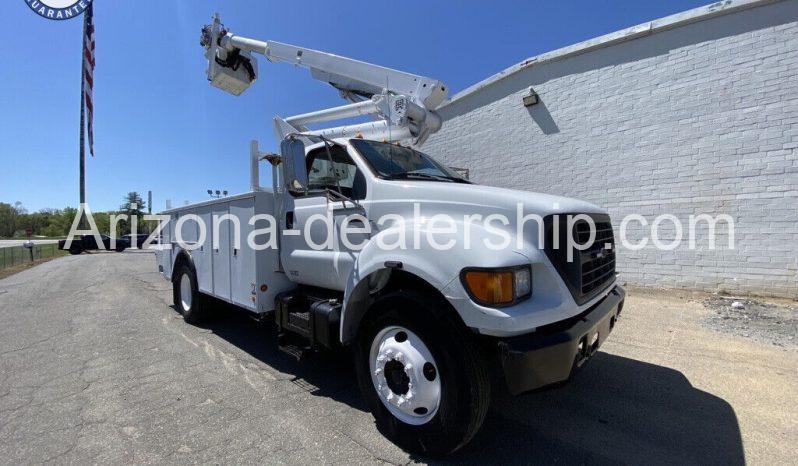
[157,15,625,456]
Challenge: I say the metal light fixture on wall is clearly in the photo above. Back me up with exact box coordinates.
[207,189,228,199]
[523,87,539,107]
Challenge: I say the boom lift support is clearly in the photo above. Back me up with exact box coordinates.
[200,14,447,145]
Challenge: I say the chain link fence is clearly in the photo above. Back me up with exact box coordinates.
[0,244,66,269]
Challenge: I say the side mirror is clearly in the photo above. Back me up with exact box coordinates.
[280,138,308,195]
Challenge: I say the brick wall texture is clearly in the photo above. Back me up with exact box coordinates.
[424,0,797,298]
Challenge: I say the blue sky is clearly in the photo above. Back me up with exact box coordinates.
[0,0,708,212]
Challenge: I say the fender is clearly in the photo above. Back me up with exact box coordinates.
[339,218,539,343]
[171,248,195,280]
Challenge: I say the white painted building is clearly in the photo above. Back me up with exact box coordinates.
[424,0,798,298]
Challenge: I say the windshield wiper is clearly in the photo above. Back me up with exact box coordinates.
[434,175,471,184]
[383,172,469,183]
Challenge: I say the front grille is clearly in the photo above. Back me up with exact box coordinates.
[543,213,616,305]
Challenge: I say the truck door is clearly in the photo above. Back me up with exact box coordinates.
[279,142,367,290]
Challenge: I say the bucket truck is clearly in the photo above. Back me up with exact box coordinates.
[156,14,625,455]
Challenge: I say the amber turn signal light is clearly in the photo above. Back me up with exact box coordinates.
[462,270,514,305]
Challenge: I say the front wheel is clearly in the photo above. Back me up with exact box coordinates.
[172,264,207,324]
[68,243,82,255]
[354,291,490,456]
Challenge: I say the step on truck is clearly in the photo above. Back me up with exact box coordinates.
[155,14,625,456]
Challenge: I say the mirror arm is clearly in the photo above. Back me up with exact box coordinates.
[326,188,354,208]
[262,153,282,166]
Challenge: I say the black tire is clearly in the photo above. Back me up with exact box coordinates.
[172,264,207,324]
[115,244,126,253]
[68,243,82,255]
[354,291,490,456]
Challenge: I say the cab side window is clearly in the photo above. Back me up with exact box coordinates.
[306,145,366,199]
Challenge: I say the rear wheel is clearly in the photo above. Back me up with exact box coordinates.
[172,264,207,324]
[68,243,82,255]
[354,291,490,456]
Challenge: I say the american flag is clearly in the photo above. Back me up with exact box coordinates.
[83,5,95,156]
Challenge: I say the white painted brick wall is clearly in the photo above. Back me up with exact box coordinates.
[424,0,798,298]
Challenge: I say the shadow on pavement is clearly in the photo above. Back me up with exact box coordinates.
[185,301,744,465]
[177,301,368,412]
[443,353,745,465]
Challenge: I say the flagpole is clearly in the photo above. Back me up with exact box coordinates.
[79,11,87,227]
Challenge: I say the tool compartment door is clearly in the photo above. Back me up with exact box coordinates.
[212,204,231,301]
[230,197,256,310]
[157,214,175,279]
[194,205,213,294]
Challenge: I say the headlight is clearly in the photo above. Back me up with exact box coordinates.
[514,267,532,297]
[461,266,532,306]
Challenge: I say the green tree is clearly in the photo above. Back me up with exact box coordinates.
[94,212,112,237]
[121,192,145,214]
[0,202,28,237]
[13,201,27,215]
[0,203,14,237]
[38,208,73,237]
[0,202,128,238]
[118,192,147,235]
[58,207,79,236]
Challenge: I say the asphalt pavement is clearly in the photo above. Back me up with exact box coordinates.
[0,252,795,464]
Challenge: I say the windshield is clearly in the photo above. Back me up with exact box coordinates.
[350,139,470,183]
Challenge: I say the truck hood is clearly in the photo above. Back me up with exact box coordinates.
[375,181,606,217]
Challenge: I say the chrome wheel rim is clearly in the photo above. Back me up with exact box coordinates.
[180,273,192,312]
[369,326,441,425]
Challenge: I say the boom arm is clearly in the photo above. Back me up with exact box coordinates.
[200,14,447,145]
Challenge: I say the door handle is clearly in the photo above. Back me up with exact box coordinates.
[286,211,294,230]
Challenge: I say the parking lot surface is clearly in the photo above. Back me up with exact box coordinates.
[0,252,795,464]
